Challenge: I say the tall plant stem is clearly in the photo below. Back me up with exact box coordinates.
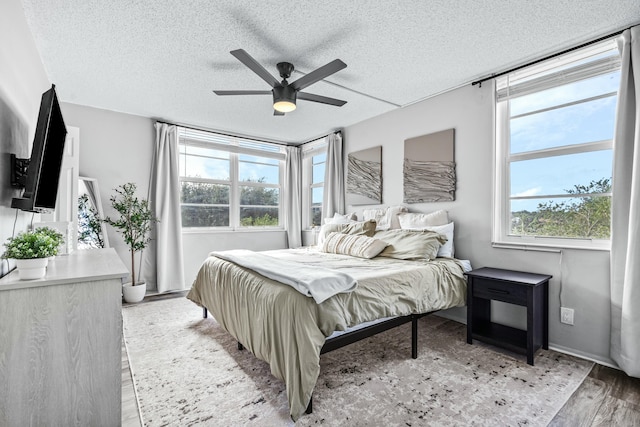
[130,247,136,285]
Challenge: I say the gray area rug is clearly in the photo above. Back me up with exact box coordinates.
[123,297,593,426]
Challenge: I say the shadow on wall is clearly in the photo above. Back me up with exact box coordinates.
[0,96,28,206]
[0,95,29,277]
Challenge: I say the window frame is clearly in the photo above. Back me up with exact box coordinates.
[302,138,327,229]
[178,128,285,231]
[493,39,620,251]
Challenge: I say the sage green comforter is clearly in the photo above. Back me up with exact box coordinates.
[186,248,467,421]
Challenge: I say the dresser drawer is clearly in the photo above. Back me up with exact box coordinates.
[472,278,527,305]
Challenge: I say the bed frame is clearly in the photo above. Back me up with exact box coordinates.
[201,307,435,415]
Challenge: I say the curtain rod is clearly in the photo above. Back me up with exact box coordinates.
[301,130,342,146]
[155,120,292,146]
[155,120,342,147]
[471,26,630,87]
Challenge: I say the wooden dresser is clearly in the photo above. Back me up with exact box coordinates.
[0,248,128,426]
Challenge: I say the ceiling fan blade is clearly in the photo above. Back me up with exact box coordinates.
[298,92,347,107]
[213,90,272,96]
[290,59,347,91]
[230,49,280,88]
[273,110,285,116]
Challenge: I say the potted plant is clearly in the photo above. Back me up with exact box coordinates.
[2,229,59,280]
[103,182,156,303]
[35,226,66,258]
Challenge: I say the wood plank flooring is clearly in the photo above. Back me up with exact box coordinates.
[121,294,640,426]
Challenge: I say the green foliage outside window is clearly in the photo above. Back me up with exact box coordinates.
[181,178,279,227]
[511,178,611,239]
[78,194,105,248]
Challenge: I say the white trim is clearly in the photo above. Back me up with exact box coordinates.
[509,140,613,162]
[493,42,618,248]
[492,239,610,252]
[549,344,618,369]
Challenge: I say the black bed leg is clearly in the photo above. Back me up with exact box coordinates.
[203,307,208,318]
[305,396,313,414]
[411,316,418,359]
[237,342,244,351]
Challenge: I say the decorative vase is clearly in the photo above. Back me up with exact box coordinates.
[122,282,146,303]
[15,258,49,280]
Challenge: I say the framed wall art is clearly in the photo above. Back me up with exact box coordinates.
[346,146,382,205]
[403,129,455,203]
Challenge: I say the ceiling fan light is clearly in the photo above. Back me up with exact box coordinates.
[273,85,297,113]
[273,100,296,112]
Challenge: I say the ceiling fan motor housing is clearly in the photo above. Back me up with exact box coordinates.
[273,85,297,112]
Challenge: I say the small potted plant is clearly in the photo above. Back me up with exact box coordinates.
[2,229,59,280]
[35,226,66,258]
[103,182,157,303]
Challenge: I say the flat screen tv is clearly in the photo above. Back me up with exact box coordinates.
[11,84,67,212]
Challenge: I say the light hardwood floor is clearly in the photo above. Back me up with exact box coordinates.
[121,294,640,426]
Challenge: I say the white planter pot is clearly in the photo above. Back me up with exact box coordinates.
[122,282,146,303]
[15,258,49,280]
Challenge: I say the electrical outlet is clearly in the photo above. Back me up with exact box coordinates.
[561,307,574,325]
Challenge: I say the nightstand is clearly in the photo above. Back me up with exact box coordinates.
[466,267,551,365]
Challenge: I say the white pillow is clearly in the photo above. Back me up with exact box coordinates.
[363,206,408,230]
[402,222,455,258]
[398,210,449,229]
[324,212,357,224]
[362,208,387,228]
[386,205,408,229]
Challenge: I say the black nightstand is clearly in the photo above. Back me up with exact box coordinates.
[466,267,551,365]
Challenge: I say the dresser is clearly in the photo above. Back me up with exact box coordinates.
[0,248,128,426]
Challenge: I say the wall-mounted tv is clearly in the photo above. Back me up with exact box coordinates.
[11,84,67,212]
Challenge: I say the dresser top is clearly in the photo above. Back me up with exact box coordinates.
[0,248,128,291]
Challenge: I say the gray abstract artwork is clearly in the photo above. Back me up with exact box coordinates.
[403,129,455,203]
[347,146,382,205]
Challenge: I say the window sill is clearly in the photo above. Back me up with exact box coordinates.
[492,240,610,252]
[181,228,285,234]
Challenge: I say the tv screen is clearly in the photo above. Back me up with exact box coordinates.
[11,85,67,212]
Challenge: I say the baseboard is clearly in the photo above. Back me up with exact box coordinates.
[549,344,619,370]
[433,312,621,370]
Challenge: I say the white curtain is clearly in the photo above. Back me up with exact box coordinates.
[610,26,640,377]
[322,132,345,218]
[284,146,302,248]
[142,122,185,293]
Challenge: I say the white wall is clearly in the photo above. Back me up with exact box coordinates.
[60,103,155,282]
[59,103,287,286]
[343,83,613,366]
[0,0,51,277]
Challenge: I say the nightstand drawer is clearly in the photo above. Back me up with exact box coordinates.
[473,278,527,305]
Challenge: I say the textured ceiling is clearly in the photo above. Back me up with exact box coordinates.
[21,0,640,144]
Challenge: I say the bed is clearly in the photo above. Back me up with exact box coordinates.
[186,234,468,420]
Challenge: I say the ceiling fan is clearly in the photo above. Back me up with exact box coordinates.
[213,49,347,116]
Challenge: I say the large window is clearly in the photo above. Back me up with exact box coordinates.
[302,138,327,228]
[179,127,284,230]
[494,39,620,249]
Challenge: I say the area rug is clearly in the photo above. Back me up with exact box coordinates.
[122,297,593,426]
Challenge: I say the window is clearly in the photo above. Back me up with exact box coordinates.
[302,138,327,228]
[178,127,285,230]
[494,39,620,249]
